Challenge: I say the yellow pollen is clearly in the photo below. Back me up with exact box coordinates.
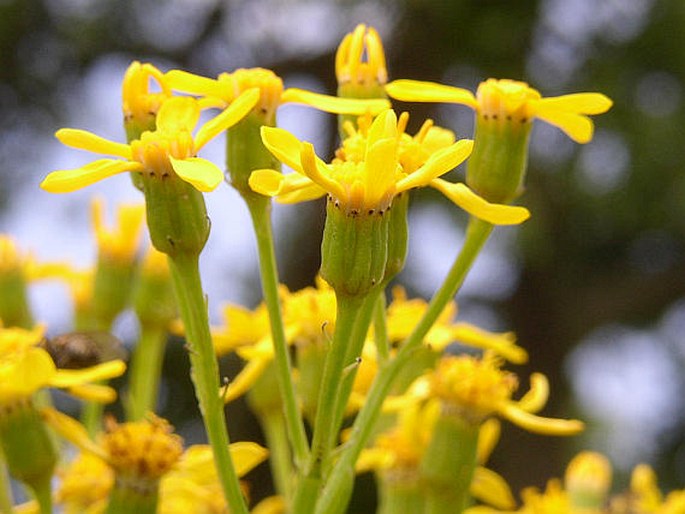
[220,68,283,118]
[131,131,195,178]
[102,415,183,480]
[476,78,541,124]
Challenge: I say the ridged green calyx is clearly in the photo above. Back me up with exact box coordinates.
[321,197,389,298]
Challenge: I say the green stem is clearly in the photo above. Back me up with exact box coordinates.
[168,253,248,514]
[0,454,15,514]
[292,294,362,513]
[245,195,310,470]
[81,398,105,437]
[372,291,389,363]
[126,325,167,421]
[105,481,158,514]
[260,411,294,501]
[31,475,51,514]
[314,217,493,514]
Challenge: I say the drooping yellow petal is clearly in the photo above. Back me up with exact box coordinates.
[276,181,327,204]
[533,109,595,144]
[451,323,527,364]
[261,126,306,173]
[156,97,201,134]
[516,372,550,413]
[66,383,118,403]
[41,159,144,193]
[56,129,132,159]
[498,402,584,436]
[396,139,474,192]
[471,466,517,510]
[300,142,347,200]
[386,79,477,107]
[534,93,613,115]
[251,496,286,514]
[51,359,126,388]
[229,441,269,476]
[40,406,107,459]
[169,156,224,192]
[249,168,322,200]
[476,418,501,464]
[222,357,272,404]
[165,69,228,99]
[0,347,55,401]
[430,179,531,225]
[281,88,390,115]
[194,88,260,151]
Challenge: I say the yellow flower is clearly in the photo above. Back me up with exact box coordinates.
[252,109,473,212]
[122,61,172,130]
[41,90,260,194]
[626,464,685,514]
[56,452,114,514]
[405,352,583,435]
[386,78,613,144]
[90,197,145,264]
[165,66,390,122]
[336,23,387,89]
[0,324,126,406]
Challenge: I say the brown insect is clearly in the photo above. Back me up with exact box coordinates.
[41,331,127,370]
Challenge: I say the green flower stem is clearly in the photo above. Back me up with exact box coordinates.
[0,456,14,514]
[167,253,248,514]
[292,294,363,513]
[260,411,294,501]
[105,482,158,514]
[126,325,167,421]
[81,400,105,438]
[421,416,479,514]
[314,217,494,514]
[244,195,310,470]
[372,291,390,363]
[378,476,424,514]
[32,475,52,514]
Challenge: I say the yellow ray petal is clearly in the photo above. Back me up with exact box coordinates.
[66,383,118,403]
[476,419,501,464]
[41,159,144,193]
[251,496,286,514]
[165,69,227,99]
[248,168,288,196]
[56,129,132,159]
[223,357,271,404]
[194,88,260,151]
[430,179,531,225]
[534,92,613,115]
[40,407,107,459]
[516,372,549,413]
[229,441,269,476]
[397,139,473,192]
[169,156,224,192]
[386,79,477,107]
[533,109,594,144]
[281,88,390,115]
[1,348,55,400]
[300,142,346,200]
[499,403,584,436]
[364,137,398,206]
[451,323,527,364]
[156,97,201,133]
[276,182,327,204]
[51,359,126,388]
[471,466,517,510]
[261,126,306,173]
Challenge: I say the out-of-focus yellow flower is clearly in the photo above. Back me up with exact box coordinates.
[0,324,125,406]
[42,91,260,194]
[626,464,685,514]
[165,67,389,123]
[386,78,612,144]
[336,24,387,89]
[90,197,145,264]
[56,452,113,514]
[122,61,172,131]
[403,352,583,435]
[565,451,612,512]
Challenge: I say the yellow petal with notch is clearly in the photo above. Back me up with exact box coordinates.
[170,156,224,192]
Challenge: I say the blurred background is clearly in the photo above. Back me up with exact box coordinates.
[1,0,684,509]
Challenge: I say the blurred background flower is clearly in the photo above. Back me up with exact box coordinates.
[1,0,684,510]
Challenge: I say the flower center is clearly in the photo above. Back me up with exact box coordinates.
[131,131,195,178]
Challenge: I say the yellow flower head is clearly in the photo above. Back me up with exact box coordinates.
[0,235,23,273]
[336,24,388,88]
[520,479,573,514]
[165,66,389,123]
[56,452,113,514]
[252,109,473,213]
[386,78,612,144]
[122,61,172,131]
[42,90,260,194]
[160,442,268,514]
[427,352,583,435]
[0,325,126,406]
[386,285,528,364]
[90,197,145,264]
[564,451,612,510]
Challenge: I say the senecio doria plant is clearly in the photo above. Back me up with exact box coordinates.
[9,17,630,514]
